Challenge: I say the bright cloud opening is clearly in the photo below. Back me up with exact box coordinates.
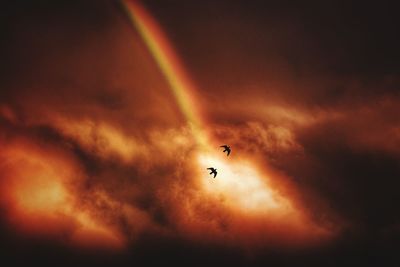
[196,153,293,215]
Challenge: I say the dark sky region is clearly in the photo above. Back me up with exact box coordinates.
[1,1,400,266]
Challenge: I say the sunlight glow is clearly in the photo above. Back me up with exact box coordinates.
[197,153,292,214]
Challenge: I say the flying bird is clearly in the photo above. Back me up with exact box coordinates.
[207,167,217,178]
[220,145,231,156]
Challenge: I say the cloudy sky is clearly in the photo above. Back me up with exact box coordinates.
[1,1,400,266]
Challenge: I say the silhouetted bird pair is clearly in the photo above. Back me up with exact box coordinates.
[207,145,231,178]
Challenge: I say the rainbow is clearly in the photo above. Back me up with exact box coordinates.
[121,0,210,148]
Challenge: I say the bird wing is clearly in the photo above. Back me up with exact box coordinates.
[207,168,213,170]
[227,149,231,156]
[213,172,217,178]
[220,145,228,149]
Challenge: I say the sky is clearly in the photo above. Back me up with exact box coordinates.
[1,0,400,266]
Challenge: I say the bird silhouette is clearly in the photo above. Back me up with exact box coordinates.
[220,145,231,156]
[207,167,217,178]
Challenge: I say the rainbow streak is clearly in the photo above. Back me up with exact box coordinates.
[121,0,209,148]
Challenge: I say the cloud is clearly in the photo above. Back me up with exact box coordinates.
[1,2,400,266]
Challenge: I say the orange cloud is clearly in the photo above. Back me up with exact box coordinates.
[0,138,125,250]
[51,116,150,164]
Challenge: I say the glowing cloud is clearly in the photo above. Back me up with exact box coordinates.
[197,153,289,214]
[0,141,125,250]
[52,116,149,163]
